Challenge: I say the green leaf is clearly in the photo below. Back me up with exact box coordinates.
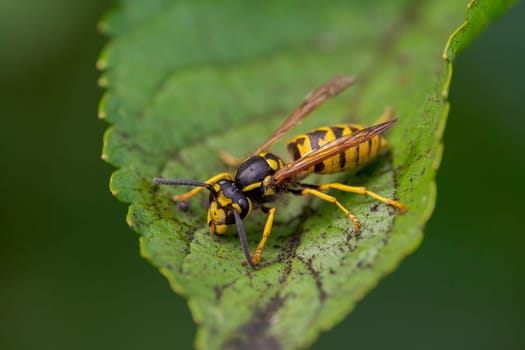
[99,1,516,349]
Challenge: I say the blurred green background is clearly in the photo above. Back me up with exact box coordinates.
[1,1,523,349]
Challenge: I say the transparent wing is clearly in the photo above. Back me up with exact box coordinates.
[252,75,355,155]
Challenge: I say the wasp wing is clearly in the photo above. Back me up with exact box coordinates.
[270,119,397,184]
[252,75,355,156]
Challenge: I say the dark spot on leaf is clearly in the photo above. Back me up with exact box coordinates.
[224,294,285,350]
[214,281,235,301]
[176,201,190,212]
[370,203,380,212]
[298,256,327,302]
[357,260,374,269]
[338,246,349,254]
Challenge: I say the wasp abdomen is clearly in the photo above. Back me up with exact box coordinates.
[286,124,388,174]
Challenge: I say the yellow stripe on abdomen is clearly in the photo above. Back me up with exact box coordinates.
[286,124,388,175]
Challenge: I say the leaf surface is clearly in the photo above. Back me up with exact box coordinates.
[99,1,516,349]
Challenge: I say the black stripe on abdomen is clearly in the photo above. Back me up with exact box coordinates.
[330,126,346,169]
[287,137,306,161]
[307,129,328,151]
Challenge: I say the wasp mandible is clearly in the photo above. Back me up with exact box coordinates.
[154,75,406,267]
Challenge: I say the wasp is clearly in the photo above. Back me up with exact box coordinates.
[154,75,406,267]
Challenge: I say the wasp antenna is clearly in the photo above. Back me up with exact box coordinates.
[233,209,255,268]
[153,178,214,193]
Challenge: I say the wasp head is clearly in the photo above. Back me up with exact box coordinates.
[207,179,252,234]
[153,176,253,258]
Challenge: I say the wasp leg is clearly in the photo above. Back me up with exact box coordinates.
[172,172,231,202]
[317,183,407,213]
[300,188,361,232]
[218,151,244,167]
[374,106,394,125]
[252,207,276,265]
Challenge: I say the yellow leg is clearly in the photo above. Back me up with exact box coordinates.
[218,150,245,167]
[301,188,361,232]
[172,172,231,202]
[317,183,407,213]
[252,207,276,265]
[374,105,394,125]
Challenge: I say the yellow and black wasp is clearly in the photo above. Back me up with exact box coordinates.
[154,75,406,267]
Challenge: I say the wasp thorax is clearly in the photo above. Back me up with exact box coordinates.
[234,153,284,202]
[207,179,252,234]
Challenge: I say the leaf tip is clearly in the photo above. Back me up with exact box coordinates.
[159,267,186,295]
[96,57,108,71]
[97,20,109,34]
[125,212,133,227]
[98,92,109,120]
[108,172,120,198]
[98,75,108,88]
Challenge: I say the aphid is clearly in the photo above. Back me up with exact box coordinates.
[154,75,406,267]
